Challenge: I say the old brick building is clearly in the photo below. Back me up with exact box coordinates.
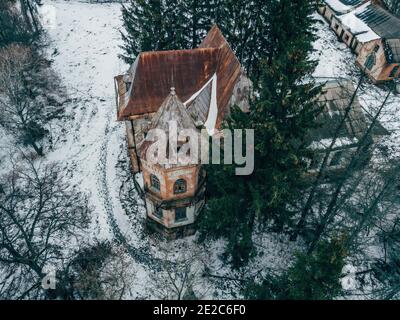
[114,26,252,237]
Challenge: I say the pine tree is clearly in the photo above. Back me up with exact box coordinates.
[240,0,322,228]
[244,238,347,300]
[285,238,346,300]
[120,0,188,64]
[199,0,322,266]
[119,0,270,81]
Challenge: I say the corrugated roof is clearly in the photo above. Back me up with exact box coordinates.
[308,79,389,147]
[324,0,366,14]
[341,0,363,5]
[356,4,400,39]
[117,25,243,129]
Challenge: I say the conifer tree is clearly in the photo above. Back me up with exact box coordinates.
[244,238,346,300]
[199,0,322,266]
[120,0,188,64]
[119,0,270,81]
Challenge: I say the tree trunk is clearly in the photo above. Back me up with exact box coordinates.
[307,89,392,254]
[291,75,365,241]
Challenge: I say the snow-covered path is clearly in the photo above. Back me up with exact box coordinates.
[42,0,152,253]
[43,0,125,241]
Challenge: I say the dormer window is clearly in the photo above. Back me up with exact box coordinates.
[174,179,187,194]
[150,174,160,192]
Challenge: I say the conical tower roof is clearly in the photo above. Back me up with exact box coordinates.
[150,87,196,133]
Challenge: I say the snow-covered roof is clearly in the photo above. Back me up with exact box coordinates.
[337,1,380,43]
[324,0,366,14]
[356,3,400,39]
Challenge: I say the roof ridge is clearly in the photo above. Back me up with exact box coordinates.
[140,47,218,57]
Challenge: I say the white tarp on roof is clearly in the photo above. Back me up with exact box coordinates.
[184,73,218,136]
[338,1,380,43]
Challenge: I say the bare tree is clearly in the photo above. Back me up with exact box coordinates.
[61,242,136,300]
[148,243,210,300]
[307,87,392,254]
[0,44,63,156]
[0,152,90,299]
[292,75,366,241]
[19,0,42,35]
[0,0,40,47]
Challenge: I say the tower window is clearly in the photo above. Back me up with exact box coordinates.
[175,207,187,222]
[174,179,187,194]
[150,174,160,192]
[373,45,380,53]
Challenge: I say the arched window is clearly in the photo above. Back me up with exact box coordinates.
[150,174,160,192]
[365,53,376,71]
[173,179,187,194]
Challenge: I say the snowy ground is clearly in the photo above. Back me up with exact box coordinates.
[312,13,400,155]
[1,1,397,299]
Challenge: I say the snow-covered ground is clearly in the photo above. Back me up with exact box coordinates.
[313,13,400,157]
[40,0,151,297]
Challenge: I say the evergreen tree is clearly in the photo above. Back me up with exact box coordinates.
[249,0,323,228]
[199,0,322,266]
[120,0,188,64]
[285,238,346,299]
[119,0,270,81]
[245,238,346,300]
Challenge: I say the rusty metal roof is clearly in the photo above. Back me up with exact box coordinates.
[117,25,243,128]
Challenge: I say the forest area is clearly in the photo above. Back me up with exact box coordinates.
[0,0,400,301]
